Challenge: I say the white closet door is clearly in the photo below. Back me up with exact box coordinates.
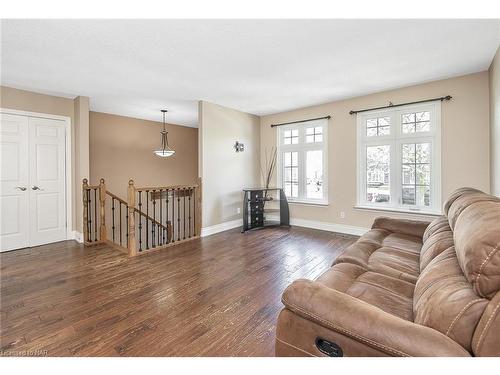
[0,113,30,251]
[28,117,67,247]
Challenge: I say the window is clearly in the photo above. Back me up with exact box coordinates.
[278,119,328,204]
[283,129,299,144]
[357,102,441,214]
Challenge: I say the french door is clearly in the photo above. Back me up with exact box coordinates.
[0,112,67,252]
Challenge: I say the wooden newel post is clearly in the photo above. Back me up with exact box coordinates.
[127,179,137,256]
[99,178,107,242]
[82,178,89,243]
[196,177,202,236]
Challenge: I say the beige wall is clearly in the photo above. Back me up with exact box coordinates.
[199,101,261,227]
[1,69,493,235]
[490,47,500,197]
[260,72,491,229]
[1,86,75,120]
[89,111,198,199]
[0,86,89,233]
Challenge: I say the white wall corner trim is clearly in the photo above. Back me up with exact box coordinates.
[201,219,243,237]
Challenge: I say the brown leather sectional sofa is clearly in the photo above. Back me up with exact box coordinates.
[275,188,500,357]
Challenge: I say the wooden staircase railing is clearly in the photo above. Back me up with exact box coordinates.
[82,178,202,257]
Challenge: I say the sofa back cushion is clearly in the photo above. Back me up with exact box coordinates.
[413,247,488,352]
[420,216,454,271]
[446,188,500,232]
[453,197,500,298]
[414,188,500,353]
[471,291,500,356]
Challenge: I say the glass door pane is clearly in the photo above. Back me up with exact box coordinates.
[306,150,323,199]
[401,142,431,207]
[283,151,299,198]
[366,145,390,203]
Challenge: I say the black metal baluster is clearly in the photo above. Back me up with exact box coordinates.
[193,188,196,237]
[112,197,115,243]
[188,188,192,238]
[126,203,129,244]
[138,191,143,251]
[172,189,175,243]
[94,188,97,241]
[152,190,156,248]
[159,189,162,245]
[183,188,186,240]
[87,189,92,242]
[119,202,122,246]
[177,188,181,241]
[146,190,149,250]
[166,189,169,243]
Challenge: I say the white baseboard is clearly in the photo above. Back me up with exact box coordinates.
[200,217,368,238]
[201,219,243,237]
[267,215,368,236]
[291,218,368,236]
[72,231,83,243]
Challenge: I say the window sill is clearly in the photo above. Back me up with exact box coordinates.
[288,199,329,207]
[354,205,442,217]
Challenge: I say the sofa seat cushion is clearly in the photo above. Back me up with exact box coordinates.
[368,247,420,283]
[334,229,422,283]
[317,263,415,321]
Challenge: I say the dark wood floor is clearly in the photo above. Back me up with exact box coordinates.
[0,226,356,356]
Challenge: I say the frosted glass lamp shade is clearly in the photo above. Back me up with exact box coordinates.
[154,149,175,157]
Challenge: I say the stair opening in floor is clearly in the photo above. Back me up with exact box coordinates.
[82,178,202,256]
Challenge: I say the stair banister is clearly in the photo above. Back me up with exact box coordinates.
[82,178,201,257]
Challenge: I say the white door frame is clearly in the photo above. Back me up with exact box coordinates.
[0,107,73,243]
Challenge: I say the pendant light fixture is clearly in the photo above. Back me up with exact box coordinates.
[154,109,175,157]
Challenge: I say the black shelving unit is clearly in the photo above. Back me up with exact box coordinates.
[241,188,290,233]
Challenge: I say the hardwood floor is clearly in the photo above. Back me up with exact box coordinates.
[0,226,356,356]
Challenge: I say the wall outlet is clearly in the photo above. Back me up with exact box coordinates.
[237,207,241,214]
[340,211,346,219]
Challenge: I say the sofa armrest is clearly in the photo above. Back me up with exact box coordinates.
[280,279,470,357]
[372,216,430,238]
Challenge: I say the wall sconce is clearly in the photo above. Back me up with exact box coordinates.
[234,141,244,152]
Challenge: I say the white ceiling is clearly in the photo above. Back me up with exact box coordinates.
[1,19,499,127]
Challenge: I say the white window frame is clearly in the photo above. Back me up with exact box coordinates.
[277,119,329,205]
[356,102,442,215]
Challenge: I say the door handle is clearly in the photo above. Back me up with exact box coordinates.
[32,186,43,191]
[16,186,27,191]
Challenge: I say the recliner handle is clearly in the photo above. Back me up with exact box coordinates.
[315,337,343,357]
